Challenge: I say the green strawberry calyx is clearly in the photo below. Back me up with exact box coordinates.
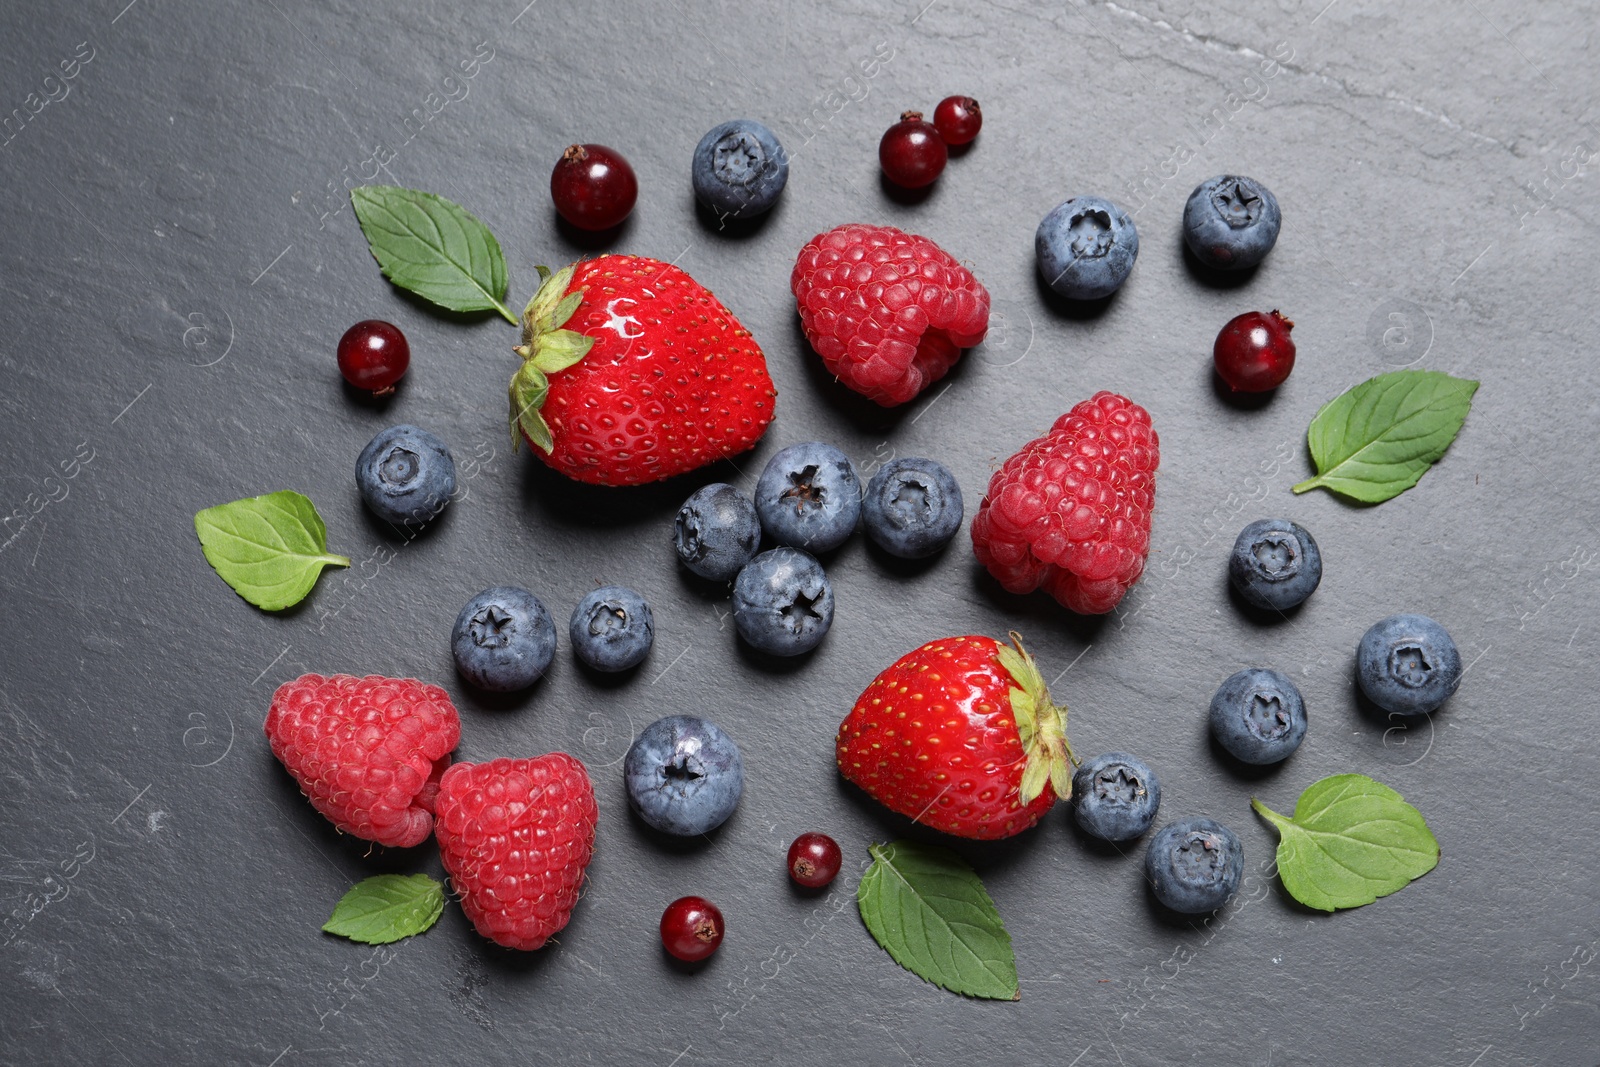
[997,632,1078,806]
[508,264,595,453]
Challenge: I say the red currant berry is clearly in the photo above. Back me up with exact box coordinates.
[336,320,409,395]
[550,143,637,231]
[878,111,947,189]
[932,95,982,145]
[1213,310,1296,392]
[660,896,724,962]
[786,833,842,889]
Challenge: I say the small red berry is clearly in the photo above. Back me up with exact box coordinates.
[336,320,410,395]
[786,833,842,889]
[1213,310,1296,392]
[879,111,947,189]
[660,896,724,962]
[550,143,637,230]
[932,96,982,145]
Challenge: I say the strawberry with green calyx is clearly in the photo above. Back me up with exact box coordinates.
[507,255,776,487]
[836,633,1077,841]
[346,186,775,489]
[509,264,595,453]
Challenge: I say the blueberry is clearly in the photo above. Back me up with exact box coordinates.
[1072,752,1161,842]
[1357,613,1462,716]
[569,585,654,672]
[731,548,834,656]
[1144,817,1244,914]
[1036,196,1139,300]
[861,457,964,559]
[1209,668,1307,765]
[356,425,456,526]
[1182,175,1281,270]
[754,442,862,553]
[692,119,789,219]
[1229,518,1322,611]
[451,586,557,691]
[675,483,761,582]
[624,715,744,836]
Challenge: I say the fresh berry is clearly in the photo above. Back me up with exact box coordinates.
[791,224,990,406]
[434,754,598,951]
[1229,518,1321,611]
[1071,752,1161,842]
[1209,668,1307,765]
[754,442,862,552]
[1145,817,1244,914]
[264,674,460,848]
[355,424,457,526]
[451,586,557,691]
[660,896,724,962]
[336,320,409,394]
[692,119,789,218]
[509,257,776,486]
[836,634,1075,840]
[787,832,843,888]
[970,393,1159,615]
[569,585,654,672]
[1036,196,1139,300]
[932,95,982,145]
[731,548,835,656]
[624,715,745,836]
[879,111,947,188]
[674,483,762,581]
[550,143,637,230]
[1357,613,1462,716]
[1183,174,1282,270]
[1214,310,1296,392]
[862,456,963,558]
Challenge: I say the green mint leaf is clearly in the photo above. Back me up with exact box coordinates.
[194,490,350,611]
[1293,370,1478,502]
[350,185,516,323]
[322,874,444,945]
[856,840,1020,1000]
[1252,773,1440,912]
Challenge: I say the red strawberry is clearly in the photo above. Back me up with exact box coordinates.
[971,392,1158,615]
[264,674,460,848]
[434,754,598,951]
[791,223,990,406]
[509,256,776,486]
[836,634,1075,840]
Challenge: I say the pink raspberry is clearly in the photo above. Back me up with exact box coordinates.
[264,674,461,848]
[791,223,990,406]
[434,755,598,951]
[971,393,1159,614]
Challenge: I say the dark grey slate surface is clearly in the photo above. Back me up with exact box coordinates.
[2,0,1596,1063]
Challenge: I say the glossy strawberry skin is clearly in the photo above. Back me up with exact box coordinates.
[836,636,1056,840]
[530,256,776,486]
[434,754,598,951]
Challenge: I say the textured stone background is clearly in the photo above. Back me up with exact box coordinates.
[1,0,1596,1063]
